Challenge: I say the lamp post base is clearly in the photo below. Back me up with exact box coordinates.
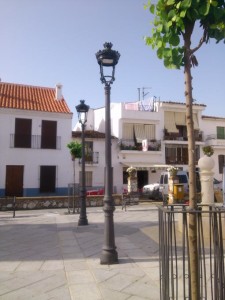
[100,249,118,265]
[78,217,88,226]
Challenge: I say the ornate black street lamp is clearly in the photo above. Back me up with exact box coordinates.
[96,42,120,264]
[76,99,89,226]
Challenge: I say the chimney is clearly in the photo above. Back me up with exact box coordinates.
[55,83,63,100]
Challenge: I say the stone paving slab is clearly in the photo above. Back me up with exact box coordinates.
[0,205,161,299]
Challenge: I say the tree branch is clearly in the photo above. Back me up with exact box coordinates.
[190,29,207,54]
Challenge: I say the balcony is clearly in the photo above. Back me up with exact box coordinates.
[119,139,161,152]
[206,134,225,147]
[79,152,99,165]
[10,134,61,150]
[164,130,203,142]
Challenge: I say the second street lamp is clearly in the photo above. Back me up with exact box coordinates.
[96,42,120,264]
[75,100,89,226]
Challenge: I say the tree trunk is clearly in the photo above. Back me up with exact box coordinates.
[184,22,199,300]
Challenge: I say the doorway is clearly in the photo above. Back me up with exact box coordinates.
[137,170,148,191]
[5,165,24,197]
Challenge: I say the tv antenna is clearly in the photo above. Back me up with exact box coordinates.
[137,87,151,101]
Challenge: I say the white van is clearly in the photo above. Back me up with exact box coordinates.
[159,170,201,203]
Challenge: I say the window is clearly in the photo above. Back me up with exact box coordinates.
[14,118,32,148]
[40,166,56,193]
[166,147,177,164]
[166,145,199,165]
[85,141,93,162]
[218,155,225,174]
[217,127,225,139]
[176,125,187,140]
[41,120,57,149]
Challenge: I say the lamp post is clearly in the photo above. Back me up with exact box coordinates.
[96,42,120,264]
[75,100,89,226]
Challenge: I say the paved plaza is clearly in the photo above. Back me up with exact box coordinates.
[0,203,161,300]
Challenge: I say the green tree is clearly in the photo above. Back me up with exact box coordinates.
[67,141,82,160]
[144,1,225,298]
[67,141,82,213]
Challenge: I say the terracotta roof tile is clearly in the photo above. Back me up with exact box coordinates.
[162,100,206,107]
[0,82,71,113]
[202,115,225,120]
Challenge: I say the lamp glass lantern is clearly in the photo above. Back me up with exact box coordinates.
[96,42,120,84]
[76,100,89,124]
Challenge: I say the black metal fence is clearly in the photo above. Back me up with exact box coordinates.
[158,204,225,299]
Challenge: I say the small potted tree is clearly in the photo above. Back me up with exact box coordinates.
[67,141,82,214]
[67,141,82,160]
[202,145,214,157]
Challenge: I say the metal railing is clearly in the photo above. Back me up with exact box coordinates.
[158,204,225,299]
[119,139,161,151]
[10,134,61,149]
[164,131,203,142]
[206,134,225,141]
[78,152,99,164]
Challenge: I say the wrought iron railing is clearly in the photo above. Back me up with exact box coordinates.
[78,152,99,164]
[164,131,203,142]
[10,134,61,149]
[119,139,161,151]
[206,134,225,141]
[158,204,225,299]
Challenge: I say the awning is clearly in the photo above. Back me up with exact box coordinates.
[193,113,199,130]
[164,112,179,133]
[175,112,186,126]
[145,124,155,140]
[121,162,171,170]
[123,123,134,139]
[134,124,146,142]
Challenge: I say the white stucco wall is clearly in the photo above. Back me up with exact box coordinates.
[71,101,225,193]
[0,108,73,195]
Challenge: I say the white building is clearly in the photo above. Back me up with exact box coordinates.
[201,115,225,177]
[73,99,225,193]
[0,82,73,197]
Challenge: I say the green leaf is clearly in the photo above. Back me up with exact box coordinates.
[166,0,175,5]
[150,4,155,14]
[199,2,210,16]
[180,10,186,18]
[167,20,173,27]
[187,8,200,20]
[157,40,163,47]
[168,9,176,19]
[181,0,192,9]
[157,47,164,59]
[163,48,172,57]
[176,1,181,9]
[145,36,153,46]
[169,34,180,46]
[157,24,163,32]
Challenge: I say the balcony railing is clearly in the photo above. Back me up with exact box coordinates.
[79,152,99,165]
[166,157,189,165]
[119,139,161,151]
[164,130,203,142]
[10,134,61,150]
[206,134,225,140]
